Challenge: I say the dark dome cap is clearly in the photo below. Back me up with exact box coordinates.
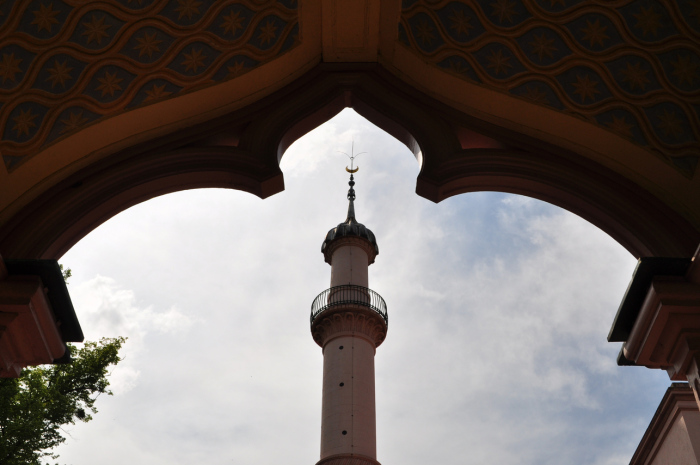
[321,173,379,262]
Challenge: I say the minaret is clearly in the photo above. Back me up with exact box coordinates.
[310,167,387,465]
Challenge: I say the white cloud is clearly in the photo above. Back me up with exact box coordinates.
[69,275,194,395]
[72,275,194,339]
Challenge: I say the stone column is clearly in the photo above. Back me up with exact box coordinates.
[311,304,386,465]
[314,238,385,465]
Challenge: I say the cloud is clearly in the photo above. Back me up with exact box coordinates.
[375,193,655,465]
[54,109,671,465]
[70,275,194,394]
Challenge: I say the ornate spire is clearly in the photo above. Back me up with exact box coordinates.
[321,149,379,263]
[342,140,362,224]
[346,172,356,224]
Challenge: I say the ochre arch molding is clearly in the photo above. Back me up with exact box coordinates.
[397,0,700,177]
[0,64,697,260]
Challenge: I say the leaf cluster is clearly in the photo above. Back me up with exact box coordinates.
[58,264,72,285]
[0,337,125,465]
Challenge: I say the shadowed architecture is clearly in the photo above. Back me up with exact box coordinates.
[1,0,700,459]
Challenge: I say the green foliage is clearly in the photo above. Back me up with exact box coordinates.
[58,264,71,285]
[0,337,126,465]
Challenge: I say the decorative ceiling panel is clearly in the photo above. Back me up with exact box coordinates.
[0,0,299,171]
[399,0,700,177]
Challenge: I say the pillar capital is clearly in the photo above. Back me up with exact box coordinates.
[622,278,700,377]
[0,258,82,377]
[612,244,700,409]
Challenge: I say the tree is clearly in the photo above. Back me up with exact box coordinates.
[58,264,71,285]
[0,337,126,465]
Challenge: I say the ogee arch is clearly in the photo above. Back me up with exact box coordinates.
[0,65,697,260]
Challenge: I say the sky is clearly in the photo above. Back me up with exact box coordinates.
[54,109,672,465]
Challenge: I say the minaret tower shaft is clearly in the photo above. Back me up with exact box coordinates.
[310,170,387,465]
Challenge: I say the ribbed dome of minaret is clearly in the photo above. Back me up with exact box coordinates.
[321,172,379,258]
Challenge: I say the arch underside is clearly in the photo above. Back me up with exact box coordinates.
[0,64,697,261]
[1,0,699,262]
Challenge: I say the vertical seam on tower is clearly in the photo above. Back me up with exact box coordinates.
[351,340,355,450]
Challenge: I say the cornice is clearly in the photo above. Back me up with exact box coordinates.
[311,305,387,349]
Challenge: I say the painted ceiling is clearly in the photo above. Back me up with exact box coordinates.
[0,0,299,171]
[0,0,698,178]
[399,0,700,176]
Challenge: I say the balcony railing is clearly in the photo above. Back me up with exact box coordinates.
[310,284,388,326]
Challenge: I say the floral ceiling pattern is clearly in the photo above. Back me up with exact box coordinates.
[0,0,299,170]
[399,0,700,176]
[1,0,697,177]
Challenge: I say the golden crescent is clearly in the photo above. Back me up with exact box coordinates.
[346,166,359,173]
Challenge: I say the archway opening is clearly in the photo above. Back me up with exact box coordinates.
[48,109,669,465]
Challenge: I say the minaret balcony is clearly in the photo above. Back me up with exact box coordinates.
[310,284,388,326]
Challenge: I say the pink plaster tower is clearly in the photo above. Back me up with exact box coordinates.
[310,168,387,465]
